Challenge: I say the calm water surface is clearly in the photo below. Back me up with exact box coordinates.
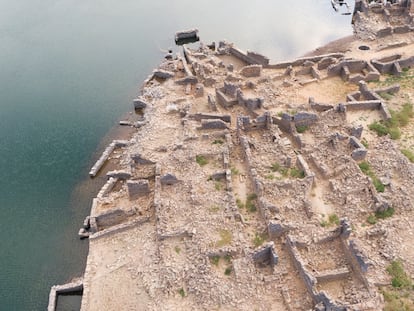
[0,1,352,309]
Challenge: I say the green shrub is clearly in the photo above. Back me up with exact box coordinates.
[359,161,385,193]
[402,103,414,117]
[369,122,389,137]
[369,103,413,140]
[212,139,224,145]
[246,201,257,212]
[224,267,232,275]
[179,288,186,297]
[246,193,257,212]
[210,255,220,266]
[290,167,305,178]
[367,214,377,225]
[231,167,240,175]
[280,167,289,177]
[270,162,281,172]
[388,127,401,140]
[387,260,412,289]
[196,155,208,166]
[320,214,340,227]
[367,207,395,225]
[373,178,385,193]
[382,288,414,311]
[328,214,340,226]
[375,207,395,219]
[236,198,244,209]
[401,149,414,163]
[247,193,257,200]
[359,161,371,174]
[296,125,309,133]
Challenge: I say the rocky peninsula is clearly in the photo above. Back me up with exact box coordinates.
[49,1,414,310]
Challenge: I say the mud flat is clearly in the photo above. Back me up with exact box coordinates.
[50,1,414,310]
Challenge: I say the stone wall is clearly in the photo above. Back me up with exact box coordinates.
[190,113,231,123]
[327,60,380,83]
[296,155,315,181]
[286,235,352,311]
[127,179,150,200]
[216,89,238,108]
[372,54,414,75]
[200,119,229,130]
[293,112,318,127]
[240,64,262,77]
[252,242,278,268]
[95,208,134,230]
[89,140,129,177]
[48,279,83,311]
[90,216,150,240]
[340,238,371,289]
[236,113,272,132]
[236,89,264,110]
[97,177,118,199]
[266,53,344,70]
[246,51,269,66]
[350,136,367,161]
[314,267,350,283]
[229,46,260,65]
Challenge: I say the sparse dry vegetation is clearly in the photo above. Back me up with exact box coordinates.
[359,161,385,193]
[369,103,413,140]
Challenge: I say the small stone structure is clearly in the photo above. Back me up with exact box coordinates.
[240,64,262,77]
[48,279,83,311]
[127,179,150,200]
[88,140,128,177]
[175,28,199,43]
[252,242,278,268]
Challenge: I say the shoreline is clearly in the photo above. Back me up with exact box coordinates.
[51,1,414,310]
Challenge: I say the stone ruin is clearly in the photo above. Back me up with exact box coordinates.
[353,0,414,39]
[63,15,414,310]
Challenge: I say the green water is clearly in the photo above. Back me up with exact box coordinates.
[0,1,352,310]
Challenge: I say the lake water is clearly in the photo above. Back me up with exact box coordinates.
[0,1,352,310]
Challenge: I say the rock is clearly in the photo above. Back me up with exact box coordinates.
[83,216,90,229]
[268,221,286,238]
[160,173,179,185]
[119,120,132,126]
[380,176,391,186]
[78,228,90,239]
[194,83,204,98]
[133,97,148,109]
[351,125,364,139]
[153,69,175,79]
[106,170,131,180]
